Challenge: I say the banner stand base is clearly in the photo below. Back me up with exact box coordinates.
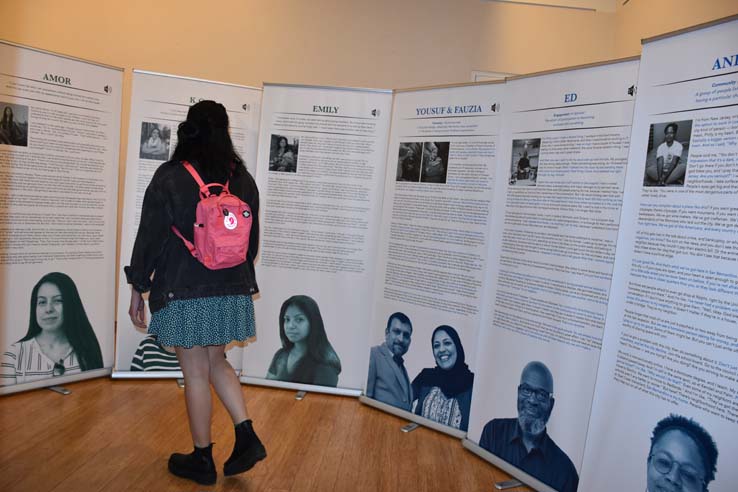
[493,479,523,490]
[176,379,185,388]
[359,395,466,438]
[400,422,419,433]
[295,390,307,400]
[47,386,71,395]
[461,439,555,492]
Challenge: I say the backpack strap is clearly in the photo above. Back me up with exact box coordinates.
[182,160,229,197]
[170,225,198,258]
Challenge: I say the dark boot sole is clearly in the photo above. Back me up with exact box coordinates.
[223,446,267,476]
[168,461,217,485]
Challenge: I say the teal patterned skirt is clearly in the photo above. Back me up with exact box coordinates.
[148,295,256,348]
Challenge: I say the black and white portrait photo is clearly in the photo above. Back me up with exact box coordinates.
[396,142,422,182]
[411,325,474,431]
[266,295,341,387]
[366,312,414,410]
[268,134,299,173]
[0,272,103,386]
[139,122,171,160]
[0,102,29,147]
[420,141,450,183]
[509,138,541,186]
[646,414,718,492]
[643,120,692,186]
[479,361,578,492]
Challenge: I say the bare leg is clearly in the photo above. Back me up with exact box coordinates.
[645,164,659,183]
[665,162,686,185]
[176,346,212,447]
[207,345,249,424]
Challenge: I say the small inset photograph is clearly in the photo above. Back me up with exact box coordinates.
[268,134,299,173]
[420,141,450,184]
[643,120,692,187]
[396,142,422,182]
[509,138,541,186]
[139,122,171,161]
[0,102,29,147]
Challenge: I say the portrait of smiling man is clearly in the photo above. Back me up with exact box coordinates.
[365,312,413,411]
[479,361,578,492]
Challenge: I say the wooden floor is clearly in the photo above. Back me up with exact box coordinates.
[0,377,531,492]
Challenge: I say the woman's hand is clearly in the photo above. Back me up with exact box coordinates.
[129,289,147,329]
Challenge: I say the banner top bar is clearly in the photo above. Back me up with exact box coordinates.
[0,39,123,72]
[263,82,392,94]
[506,55,640,82]
[133,69,262,91]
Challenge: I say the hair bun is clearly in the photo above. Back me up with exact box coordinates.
[178,121,200,140]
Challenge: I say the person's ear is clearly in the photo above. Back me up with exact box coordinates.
[547,396,555,419]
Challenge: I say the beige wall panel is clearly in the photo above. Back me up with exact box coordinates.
[473,2,616,76]
[613,0,738,58]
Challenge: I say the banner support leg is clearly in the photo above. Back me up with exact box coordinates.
[494,479,523,490]
[47,386,71,395]
[401,422,419,433]
[295,390,307,400]
[176,379,185,388]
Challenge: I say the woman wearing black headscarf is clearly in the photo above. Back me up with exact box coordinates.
[411,325,474,431]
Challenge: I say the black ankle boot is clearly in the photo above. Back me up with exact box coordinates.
[223,419,267,476]
[168,443,217,485]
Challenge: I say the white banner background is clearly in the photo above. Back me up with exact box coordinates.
[580,18,738,492]
[114,70,262,377]
[363,82,505,434]
[0,41,122,394]
[466,58,639,492]
[241,84,392,394]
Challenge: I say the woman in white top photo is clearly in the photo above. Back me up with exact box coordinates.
[0,272,103,386]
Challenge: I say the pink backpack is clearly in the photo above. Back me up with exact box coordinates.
[171,161,252,270]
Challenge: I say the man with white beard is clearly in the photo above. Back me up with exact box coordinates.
[479,361,578,492]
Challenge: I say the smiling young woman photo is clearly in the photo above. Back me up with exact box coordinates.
[266,295,341,387]
[1,272,102,386]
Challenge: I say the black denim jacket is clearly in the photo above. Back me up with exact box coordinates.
[124,160,259,312]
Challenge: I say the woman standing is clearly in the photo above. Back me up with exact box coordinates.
[411,325,474,431]
[266,295,341,387]
[1,272,103,386]
[125,101,264,485]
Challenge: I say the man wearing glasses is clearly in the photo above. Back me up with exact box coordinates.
[479,361,578,492]
[647,414,718,492]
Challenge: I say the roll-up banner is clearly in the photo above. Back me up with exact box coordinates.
[113,70,262,378]
[360,81,506,436]
[0,41,122,395]
[240,83,392,396]
[465,58,640,492]
[579,16,738,492]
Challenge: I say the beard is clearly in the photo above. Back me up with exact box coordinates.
[518,414,546,436]
[390,342,407,356]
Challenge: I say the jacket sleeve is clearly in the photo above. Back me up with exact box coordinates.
[124,175,173,293]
